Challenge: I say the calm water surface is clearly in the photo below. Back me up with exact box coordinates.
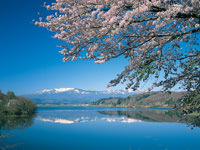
[0,106,200,150]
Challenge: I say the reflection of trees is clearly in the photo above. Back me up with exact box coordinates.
[98,110,200,128]
[184,116,200,129]
[0,113,36,149]
[0,114,36,130]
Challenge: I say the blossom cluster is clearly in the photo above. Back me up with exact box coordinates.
[36,0,200,91]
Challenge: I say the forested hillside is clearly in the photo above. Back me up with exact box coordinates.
[91,91,186,108]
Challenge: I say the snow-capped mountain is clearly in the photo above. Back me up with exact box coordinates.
[24,88,140,104]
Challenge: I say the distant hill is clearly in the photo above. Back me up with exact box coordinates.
[91,91,186,108]
[23,88,139,104]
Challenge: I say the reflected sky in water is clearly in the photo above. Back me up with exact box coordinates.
[1,106,200,150]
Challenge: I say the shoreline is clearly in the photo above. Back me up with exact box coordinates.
[36,104,172,109]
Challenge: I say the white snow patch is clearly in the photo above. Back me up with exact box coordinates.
[54,88,75,93]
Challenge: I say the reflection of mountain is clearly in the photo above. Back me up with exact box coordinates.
[36,107,143,124]
[98,110,182,123]
[38,116,141,124]
[98,110,200,127]
[36,107,199,127]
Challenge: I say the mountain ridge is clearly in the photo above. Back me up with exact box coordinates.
[24,88,139,104]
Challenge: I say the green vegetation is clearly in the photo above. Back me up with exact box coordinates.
[165,98,181,106]
[91,92,185,109]
[136,94,150,101]
[179,92,200,116]
[0,90,36,116]
[91,91,200,117]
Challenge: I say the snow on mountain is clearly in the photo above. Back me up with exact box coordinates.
[24,88,139,104]
[39,88,83,94]
[38,88,135,95]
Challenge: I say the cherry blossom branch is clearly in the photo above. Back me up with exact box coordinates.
[35,0,200,92]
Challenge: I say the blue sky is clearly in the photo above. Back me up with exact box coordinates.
[0,0,129,95]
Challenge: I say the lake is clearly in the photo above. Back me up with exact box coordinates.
[0,106,200,150]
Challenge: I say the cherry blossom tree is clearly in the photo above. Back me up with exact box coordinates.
[35,0,200,93]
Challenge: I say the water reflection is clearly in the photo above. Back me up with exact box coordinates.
[0,114,36,149]
[38,116,141,124]
[99,110,200,128]
[0,114,36,131]
[99,110,182,122]
[37,108,199,128]
[1,107,199,150]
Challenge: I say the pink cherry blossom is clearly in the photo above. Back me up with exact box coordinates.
[36,0,200,92]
